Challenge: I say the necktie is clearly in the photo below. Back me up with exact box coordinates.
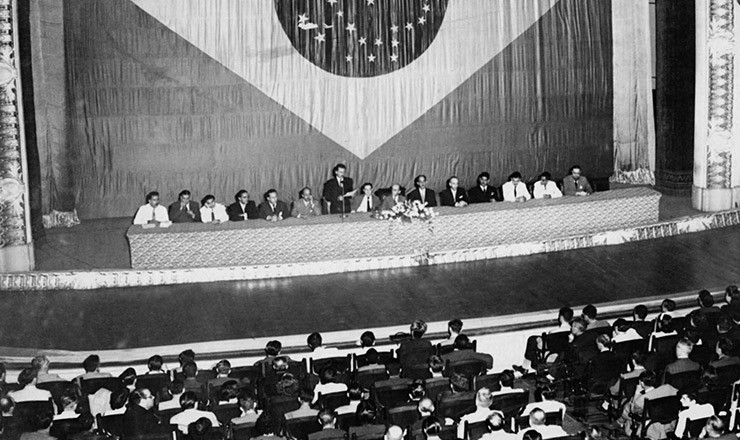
[366,197,371,210]
[211,210,215,221]
[151,208,156,221]
[271,203,276,213]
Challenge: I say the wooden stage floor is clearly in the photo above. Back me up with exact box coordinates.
[2,222,738,352]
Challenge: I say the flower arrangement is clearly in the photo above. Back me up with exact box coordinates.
[378,199,438,224]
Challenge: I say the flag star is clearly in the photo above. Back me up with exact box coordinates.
[298,13,309,24]
[405,22,414,31]
[368,54,376,62]
[327,0,338,4]
[337,10,344,18]
[346,22,356,32]
[314,33,326,42]
[358,36,367,45]
[366,0,375,5]
[422,3,431,13]
[390,24,399,33]
[374,38,383,46]
[345,55,353,62]
[418,16,426,25]
[391,39,399,48]
[390,53,399,62]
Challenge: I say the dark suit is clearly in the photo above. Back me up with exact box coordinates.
[122,404,165,437]
[168,201,201,223]
[350,194,381,212]
[468,185,496,203]
[397,338,434,369]
[322,177,353,214]
[380,195,406,211]
[406,188,437,207]
[439,188,468,206]
[441,349,493,370]
[309,428,347,440]
[664,358,700,376]
[227,201,258,221]
[258,200,291,220]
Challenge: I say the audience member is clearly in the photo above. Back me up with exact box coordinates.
[231,392,261,425]
[307,332,339,360]
[207,359,233,388]
[611,319,642,343]
[662,338,700,382]
[521,385,566,418]
[586,334,623,394]
[468,172,497,203]
[31,355,64,384]
[407,379,426,403]
[380,184,406,210]
[168,189,201,223]
[618,370,677,439]
[252,412,286,440]
[199,194,229,223]
[397,320,434,370]
[255,340,287,368]
[170,392,220,434]
[457,388,494,438]
[360,331,376,349]
[122,388,167,437]
[695,290,721,316]
[406,175,437,207]
[710,338,740,368]
[722,284,740,317]
[516,408,567,440]
[502,172,531,202]
[308,409,345,440]
[291,187,321,218]
[411,397,435,431]
[631,304,653,338]
[74,355,111,382]
[146,355,167,375]
[335,383,364,415]
[421,417,444,440]
[548,307,573,334]
[561,165,593,196]
[386,425,405,440]
[312,366,347,404]
[158,379,184,411]
[182,361,203,395]
[439,177,469,207]
[532,172,562,199]
[258,189,290,221]
[227,189,258,221]
[133,191,169,225]
[674,392,715,439]
[491,370,523,397]
[8,368,53,403]
[581,305,609,329]
[699,415,731,439]
[284,389,317,420]
[49,392,93,440]
[348,401,385,439]
[446,319,464,343]
[15,402,53,440]
[441,334,493,370]
[480,411,516,440]
[351,182,381,213]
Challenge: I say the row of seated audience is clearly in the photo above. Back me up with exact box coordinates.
[133,164,597,225]
[1,286,739,440]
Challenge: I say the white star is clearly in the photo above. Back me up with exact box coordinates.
[337,10,344,18]
[374,38,383,46]
[390,54,399,62]
[358,36,367,45]
[346,22,356,33]
[298,13,309,24]
[366,0,375,5]
[418,16,426,25]
[405,22,414,31]
[422,3,431,13]
[345,55,353,62]
[327,0,338,4]
[390,24,399,33]
[391,39,399,48]
[368,54,376,62]
[314,33,326,43]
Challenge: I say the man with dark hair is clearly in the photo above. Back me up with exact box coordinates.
[351,182,381,213]
[468,172,497,203]
[710,338,740,368]
[722,284,740,317]
[406,175,437,207]
[674,392,715,439]
[312,366,347,404]
[133,191,170,225]
[439,176,469,207]
[8,368,53,403]
[562,165,593,196]
[611,318,642,343]
[158,379,184,412]
[227,189,258,221]
[146,355,166,374]
[547,307,573,334]
[253,411,283,440]
[532,172,562,199]
[502,171,531,202]
[322,163,355,214]
[308,409,345,440]
[517,408,567,440]
[50,391,94,439]
[307,332,339,360]
[397,320,435,370]
[491,370,525,397]
[291,187,321,218]
[336,383,365,415]
[258,189,290,221]
[696,290,721,316]
[199,194,229,223]
[582,305,609,329]
[168,189,202,223]
[255,340,288,368]
[170,391,219,434]
[231,392,260,425]
[631,305,653,339]
[348,400,386,439]
[619,370,678,438]
[75,354,111,382]
[122,388,166,437]
[285,389,318,420]
[182,361,203,395]
[446,319,463,343]
[441,334,493,370]
[438,372,470,401]
[585,334,622,394]
[207,359,233,388]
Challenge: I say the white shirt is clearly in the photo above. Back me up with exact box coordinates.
[674,403,714,439]
[521,401,567,418]
[355,195,374,213]
[200,203,229,223]
[133,204,169,225]
[312,382,348,404]
[170,408,220,434]
[533,181,563,199]
[311,346,340,360]
[516,425,568,440]
[458,407,495,438]
[8,385,53,403]
[612,328,643,343]
[158,393,183,411]
[502,182,531,202]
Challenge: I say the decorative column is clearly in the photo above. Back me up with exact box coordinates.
[0,0,33,272]
[693,0,740,211]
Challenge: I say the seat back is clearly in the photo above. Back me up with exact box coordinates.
[513,411,563,432]
[36,381,73,410]
[355,370,390,390]
[231,422,258,440]
[229,366,261,385]
[612,339,647,357]
[386,404,418,428]
[136,375,171,399]
[212,403,241,425]
[444,359,486,379]
[354,351,395,369]
[436,391,476,420]
[715,364,740,386]
[473,374,501,392]
[266,395,301,419]
[437,344,455,357]
[491,391,529,418]
[664,370,701,390]
[542,332,569,356]
[97,413,124,437]
[689,345,716,367]
[650,334,681,354]
[463,420,489,440]
[643,395,681,424]
[372,380,412,409]
[319,392,350,411]
[425,378,451,402]
[617,376,640,402]
[336,412,359,431]
[285,415,323,440]
[686,417,711,439]
[157,408,182,424]
[401,365,431,380]
[312,356,352,375]
[80,377,124,395]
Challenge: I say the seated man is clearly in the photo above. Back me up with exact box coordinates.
[308,409,345,440]
[122,388,169,437]
[227,189,258,221]
[439,176,469,207]
[491,370,525,396]
[351,182,381,213]
[480,411,516,440]
[32,354,66,384]
[582,304,610,329]
[411,397,435,431]
[662,338,701,383]
[380,184,406,211]
[182,361,204,395]
[501,172,531,202]
[584,334,623,394]
[521,385,566,418]
[168,189,201,223]
[335,383,365,415]
[516,408,567,440]
[396,320,434,371]
[75,354,112,382]
[50,391,94,439]
[307,332,339,360]
[199,194,229,223]
[312,366,348,404]
[458,388,494,439]
[612,318,643,343]
[231,392,261,425]
[7,368,53,403]
[252,412,285,440]
[133,191,170,225]
[406,175,437,207]
[258,189,290,221]
[674,392,714,439]
[532,172,562,199]
[441,334,493,370]
[468,172,497,203]
[618,370,678,439]
[158,379,184,411]
[562,165,593,196]
[285,389,318,420]
[348,401,386,439]
[146,355,167,375]
[169,391,220,434]
[207,359,233,388]
[291,187,321,218]
[709,338,740,368]
[254,340,289,368]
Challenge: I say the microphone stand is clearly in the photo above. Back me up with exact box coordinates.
[340,178,345,223]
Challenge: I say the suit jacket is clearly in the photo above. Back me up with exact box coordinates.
[122,404,164,438]
[562,175,593,195]
[227,201,258,221]
[380,194,406,211]
[291,199,321,218]
[439,188,469,206]
[441,349,493,370]
[397,338,434,369]
[350,194,381,212]
[468,185,497,203]
[322,177,353,214]
[308,428,347,440]
[168,201,202,223]
[257,200,291,220]
[664,358,701,377]
[406,188,437,207]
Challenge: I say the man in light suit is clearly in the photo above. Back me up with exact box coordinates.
[291,187,321,218]
[406,174,437,207]
[351,182,381,213]
[439,176,469,207]
[562,165,593,196]
[380,184,406,211]
[227,189,258,221]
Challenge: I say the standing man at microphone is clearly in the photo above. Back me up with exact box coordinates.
[168,190,201,223]
[322,163,356,215]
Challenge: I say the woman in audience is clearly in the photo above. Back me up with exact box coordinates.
[421,417,444,440]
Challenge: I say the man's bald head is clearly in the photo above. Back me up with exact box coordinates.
[385,425,404,440]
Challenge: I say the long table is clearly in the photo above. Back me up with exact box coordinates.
[126,187,661,270]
